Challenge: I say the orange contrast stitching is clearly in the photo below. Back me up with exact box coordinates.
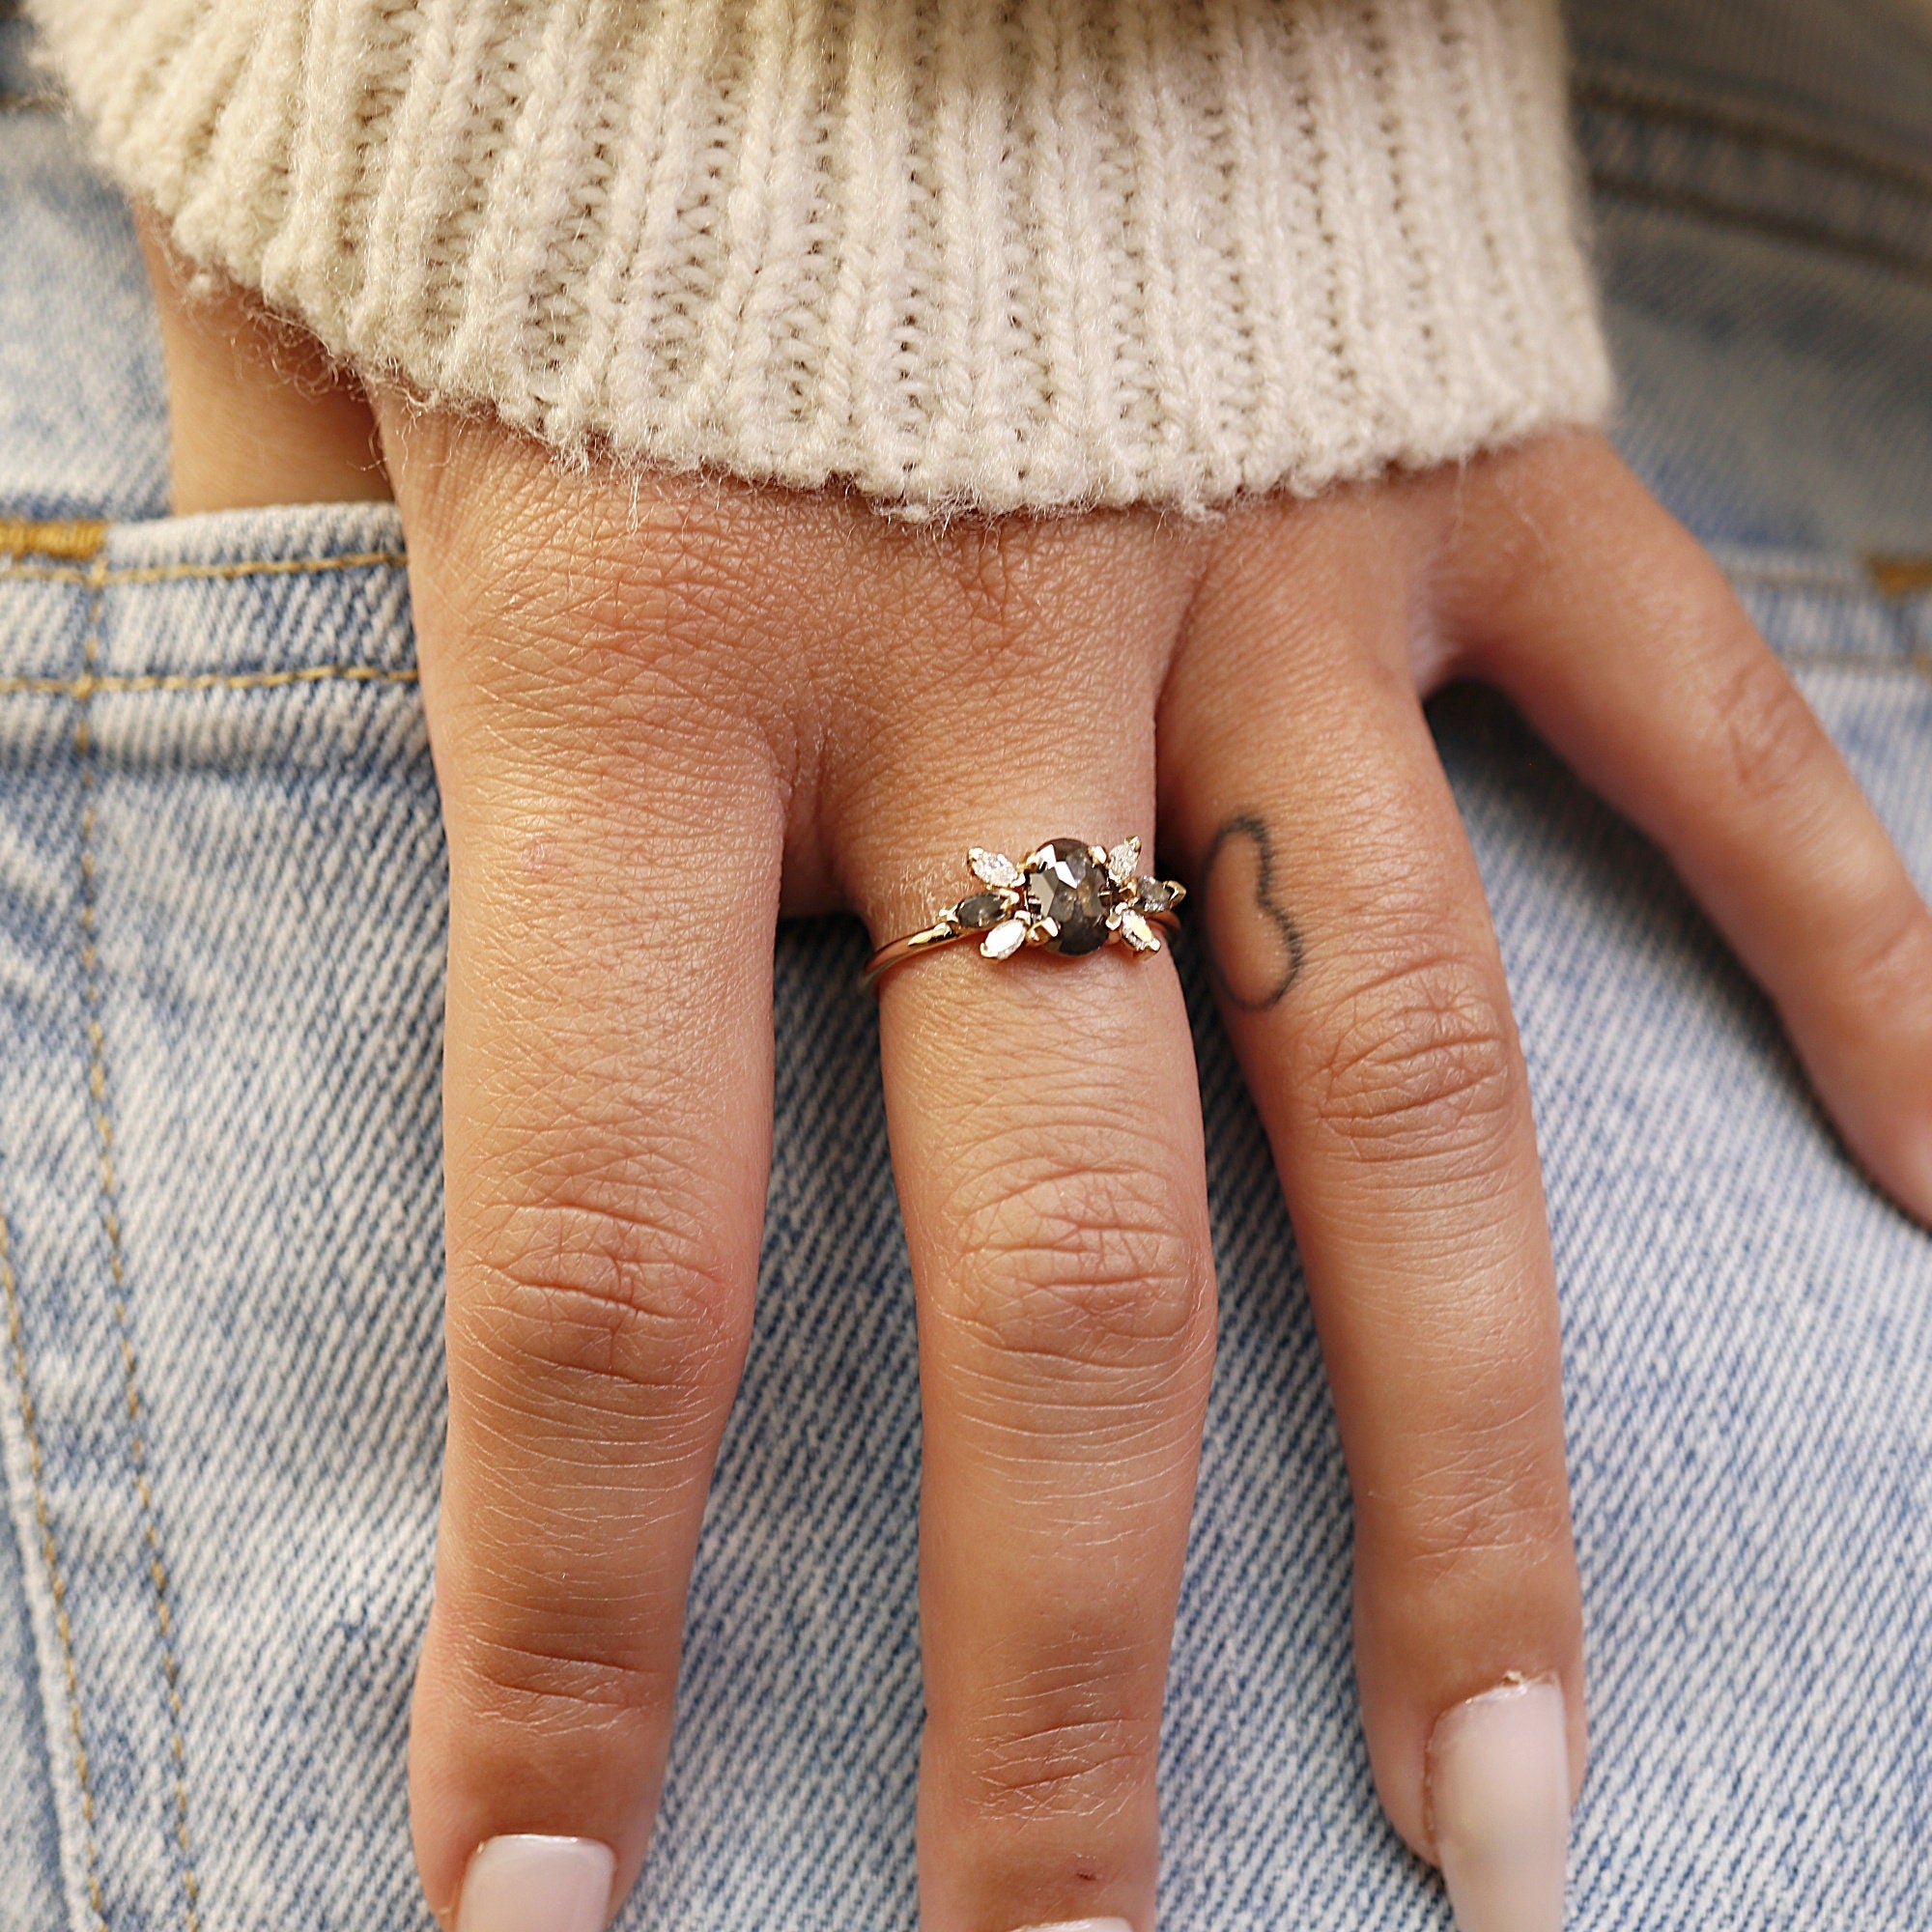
[0,550,406,588]
[74,558,205,1932]
[0,1199,109,1932]
[0,665,419,699]
[0,522,107,564]
[1866,554,1932,598]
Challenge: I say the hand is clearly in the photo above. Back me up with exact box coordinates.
[144,226,1932,1932]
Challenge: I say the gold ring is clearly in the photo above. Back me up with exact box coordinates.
[864,837,1184,994]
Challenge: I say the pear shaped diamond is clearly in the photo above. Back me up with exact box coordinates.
[1106,838,1142,886]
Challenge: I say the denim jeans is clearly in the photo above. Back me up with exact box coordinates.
[2,0,1928,1927]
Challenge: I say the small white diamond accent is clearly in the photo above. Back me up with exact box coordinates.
[981,918,1029,960]
[970,848,1022,889]
[1106,838,1142,886]
[1119,910,1161,953]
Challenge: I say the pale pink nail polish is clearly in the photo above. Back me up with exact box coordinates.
[455,1835,615,1932]
[1427,1677,1571,1932]
[1009,1920,1134,1932]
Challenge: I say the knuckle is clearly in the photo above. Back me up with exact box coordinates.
[450,1619,675,1727]
[959,1706,1158,1825]
[1838,887,1932,1014]
[418,482,808,754]
[941,519,1050,644]
[1359,1370,1572,1586]
[939,1138,1209,1378]
[1386,1441,1571,1579]
[458,1154,748,1413]
[1301,949,1521,1163]
[1714,648,1828,810]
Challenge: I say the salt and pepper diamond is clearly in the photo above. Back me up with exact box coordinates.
[955,893,1009,930]
[1023,838,1112,954]
[943,836,1185,962]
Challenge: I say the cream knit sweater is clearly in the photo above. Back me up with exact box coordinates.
[31,0,1612,516]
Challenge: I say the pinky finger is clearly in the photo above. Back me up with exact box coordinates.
[1456,436,1932,1223]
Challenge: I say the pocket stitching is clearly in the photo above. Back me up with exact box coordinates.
[73,562,204,1932]
[0,550,406,589]
[0,1193,111,1932]
[0,665,419,699]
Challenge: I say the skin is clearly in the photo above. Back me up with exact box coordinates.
[139,216,1932,1931]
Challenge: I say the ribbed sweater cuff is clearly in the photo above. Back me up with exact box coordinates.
[33,0,1611,515]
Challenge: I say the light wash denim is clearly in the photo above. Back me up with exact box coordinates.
[1,0,1929,1927]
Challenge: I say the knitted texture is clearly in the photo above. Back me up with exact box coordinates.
[32,0,1612,515]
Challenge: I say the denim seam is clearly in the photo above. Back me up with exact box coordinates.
[0,550,408,589]
[73,559,205,1932]
[0,666,420,699]
[0,1193,110,1932]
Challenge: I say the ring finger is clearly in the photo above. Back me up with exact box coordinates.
[833,525,1214,1932]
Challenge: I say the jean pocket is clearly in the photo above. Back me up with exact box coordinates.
[0,497,443,1932]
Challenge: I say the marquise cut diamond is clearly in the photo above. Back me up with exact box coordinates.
[956,893,1009,930]
[980,917,1029,960]
[969,848,1022,889]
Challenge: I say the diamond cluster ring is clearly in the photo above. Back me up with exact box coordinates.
[863,838,1185,994]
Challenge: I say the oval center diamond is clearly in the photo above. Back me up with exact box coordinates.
[1024,839,1111,955]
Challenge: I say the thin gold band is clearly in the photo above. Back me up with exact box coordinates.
[862,908,1181,993]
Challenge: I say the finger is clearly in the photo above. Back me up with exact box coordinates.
[833,519,1214,1932]
[1453,434,1932,1224]
[135,208,390,513]
[376,405,785,1930]
[1164,496,1583,1932]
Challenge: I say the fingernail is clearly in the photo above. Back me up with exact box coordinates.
[455,1835,615,1932]
[1009,1921,1134,1932]
[1427,1677,1571,1932]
